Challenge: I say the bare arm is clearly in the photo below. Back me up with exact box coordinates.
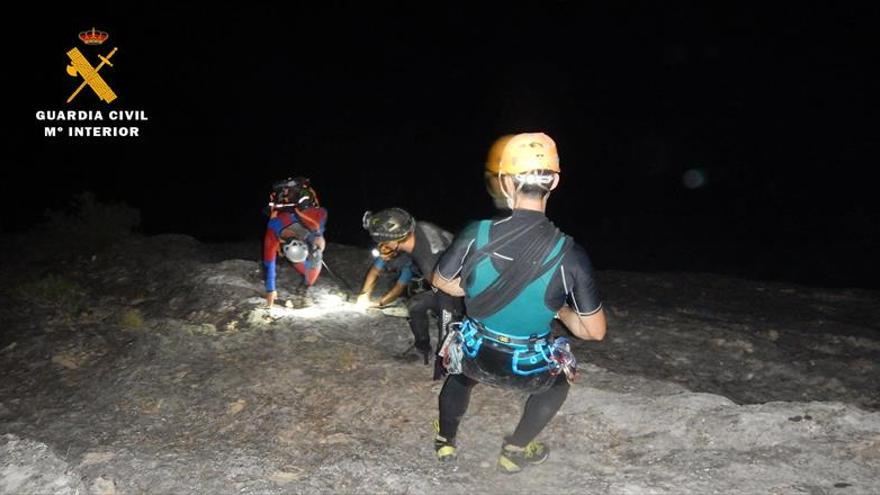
[557,306,606,341]
[357,265,382,306]
[432,271,465,297]
[378,282,407,307]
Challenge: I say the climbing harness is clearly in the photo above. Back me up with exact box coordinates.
[451,318,559,392]
[460,318,551,375]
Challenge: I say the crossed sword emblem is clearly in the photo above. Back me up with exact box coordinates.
[65,47,118,104]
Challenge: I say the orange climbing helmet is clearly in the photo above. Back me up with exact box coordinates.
[485,134,515,175]
[497,132,560,175]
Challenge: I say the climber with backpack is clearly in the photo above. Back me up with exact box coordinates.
[263,177,328,308]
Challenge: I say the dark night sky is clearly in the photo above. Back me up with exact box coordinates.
[7,2,878,288]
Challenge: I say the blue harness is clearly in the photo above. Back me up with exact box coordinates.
[460,318,552,376]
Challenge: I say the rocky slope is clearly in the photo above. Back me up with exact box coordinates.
[1,234,878,494]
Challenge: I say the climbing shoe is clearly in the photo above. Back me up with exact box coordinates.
[434,435,456,462]
[287,284,314,309]
[287,294,313,309]
[433,419,456,461]
[497,440,550,474]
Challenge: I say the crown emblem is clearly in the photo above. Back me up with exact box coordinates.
[78,27,109,45]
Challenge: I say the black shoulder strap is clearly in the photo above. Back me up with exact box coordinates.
[465,220,572,320]
[460,218,541,284]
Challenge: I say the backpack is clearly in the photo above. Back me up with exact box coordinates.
[268,177,320,214]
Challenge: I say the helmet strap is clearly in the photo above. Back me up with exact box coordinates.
[499,173,558,211]
[499,172,516,209]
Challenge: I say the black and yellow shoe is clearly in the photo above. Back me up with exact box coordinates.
[435,435,456,461]
[433,419,456,461]
[497,440,550,474]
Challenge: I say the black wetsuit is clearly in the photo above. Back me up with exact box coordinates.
[435,209,602,445]
[405,222,464,358]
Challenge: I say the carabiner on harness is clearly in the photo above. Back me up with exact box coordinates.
[548,337,578,383]
[438,322,464,375]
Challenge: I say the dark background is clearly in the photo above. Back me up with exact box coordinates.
[7,2,878,289]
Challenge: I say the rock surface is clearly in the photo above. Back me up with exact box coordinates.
[1,234,878,494]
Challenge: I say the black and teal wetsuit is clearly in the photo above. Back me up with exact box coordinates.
[435,209,601,445]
